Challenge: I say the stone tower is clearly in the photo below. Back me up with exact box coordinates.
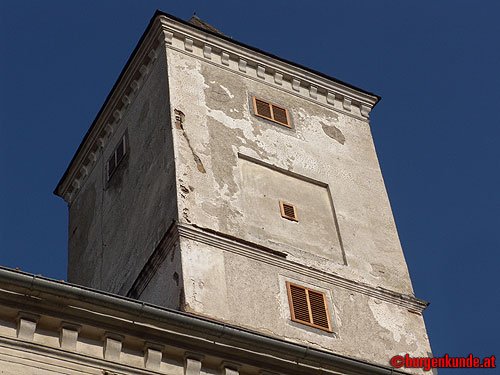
[55,11,432,368]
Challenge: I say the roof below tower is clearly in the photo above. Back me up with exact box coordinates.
[188,14,225,36]
[0,266,412,375]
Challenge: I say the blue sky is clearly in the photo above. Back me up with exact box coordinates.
[1,1,498,373]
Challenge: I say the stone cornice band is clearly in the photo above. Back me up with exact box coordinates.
[125,221,428,314]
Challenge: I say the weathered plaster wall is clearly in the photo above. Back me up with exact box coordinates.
[63,30,430,371]
[167,48,413,295]
[166,47,431,368]
[67,162,103,288]
[180,238,432,371]
[138,241,184,309]
[239,156,343,263]
[67,47,178,294]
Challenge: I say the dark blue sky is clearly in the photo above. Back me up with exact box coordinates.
[1,1,498,372]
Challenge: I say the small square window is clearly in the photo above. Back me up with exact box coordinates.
[252,96,291,128]
[279,201,298,222]
[286,282,332,332]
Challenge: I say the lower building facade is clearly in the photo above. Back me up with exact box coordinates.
[0,266,419,375]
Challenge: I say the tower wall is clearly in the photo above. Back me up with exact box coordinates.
[178,237,432,366]
[67,47,178,295]
[160,45,432,367]
[166,48,413,294]
[55,13,434,373]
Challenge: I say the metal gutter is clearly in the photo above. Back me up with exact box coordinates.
[0,266,407,375]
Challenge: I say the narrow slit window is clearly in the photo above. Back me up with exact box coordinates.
[116,138,125,161]
[286,282,332,332]
[107,134,127,180]
[279,201,298,222]
[252,96,291,128]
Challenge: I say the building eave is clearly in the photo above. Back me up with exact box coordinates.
[53,12,163,200]
[0,266,409,375]
[155,10,381,103]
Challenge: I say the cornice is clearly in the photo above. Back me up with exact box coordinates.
[123,220,427,313]
[157,15,378,120]
[177,224,429,314]
[56,13,380,204]
[0,336,162,375]
[55,19,165,204]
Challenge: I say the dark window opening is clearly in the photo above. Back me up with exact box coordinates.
[107,134,127,180]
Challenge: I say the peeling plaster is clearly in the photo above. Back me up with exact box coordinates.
[368,298,416,345]
[175,108,207,174]
[321,121,345,145]
[219,84,234,99]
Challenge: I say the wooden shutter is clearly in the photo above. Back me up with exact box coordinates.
[271,104,289,126]
[289,284,310,322]
[254,98,272,119]
[308,290,330,329]
[252,96,291,128]
[280,201,298,221]
[286,282,332,332]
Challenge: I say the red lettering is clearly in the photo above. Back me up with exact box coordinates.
[405,353,412,368]
[423,358,431,371]
[466,354,473,366]
[445,354,452,367]
[391,354,496,369]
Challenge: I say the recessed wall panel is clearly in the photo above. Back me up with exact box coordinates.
[239,156,344,264]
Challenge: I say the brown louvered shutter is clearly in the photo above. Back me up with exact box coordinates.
[272,105,289,126]
[280,201,298,221]
[308,290,330,329]
[283,204,295,217]
[252,96,291,128]
[255,98,272,119]
[289,284,310,323]
[286,282,332,332]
